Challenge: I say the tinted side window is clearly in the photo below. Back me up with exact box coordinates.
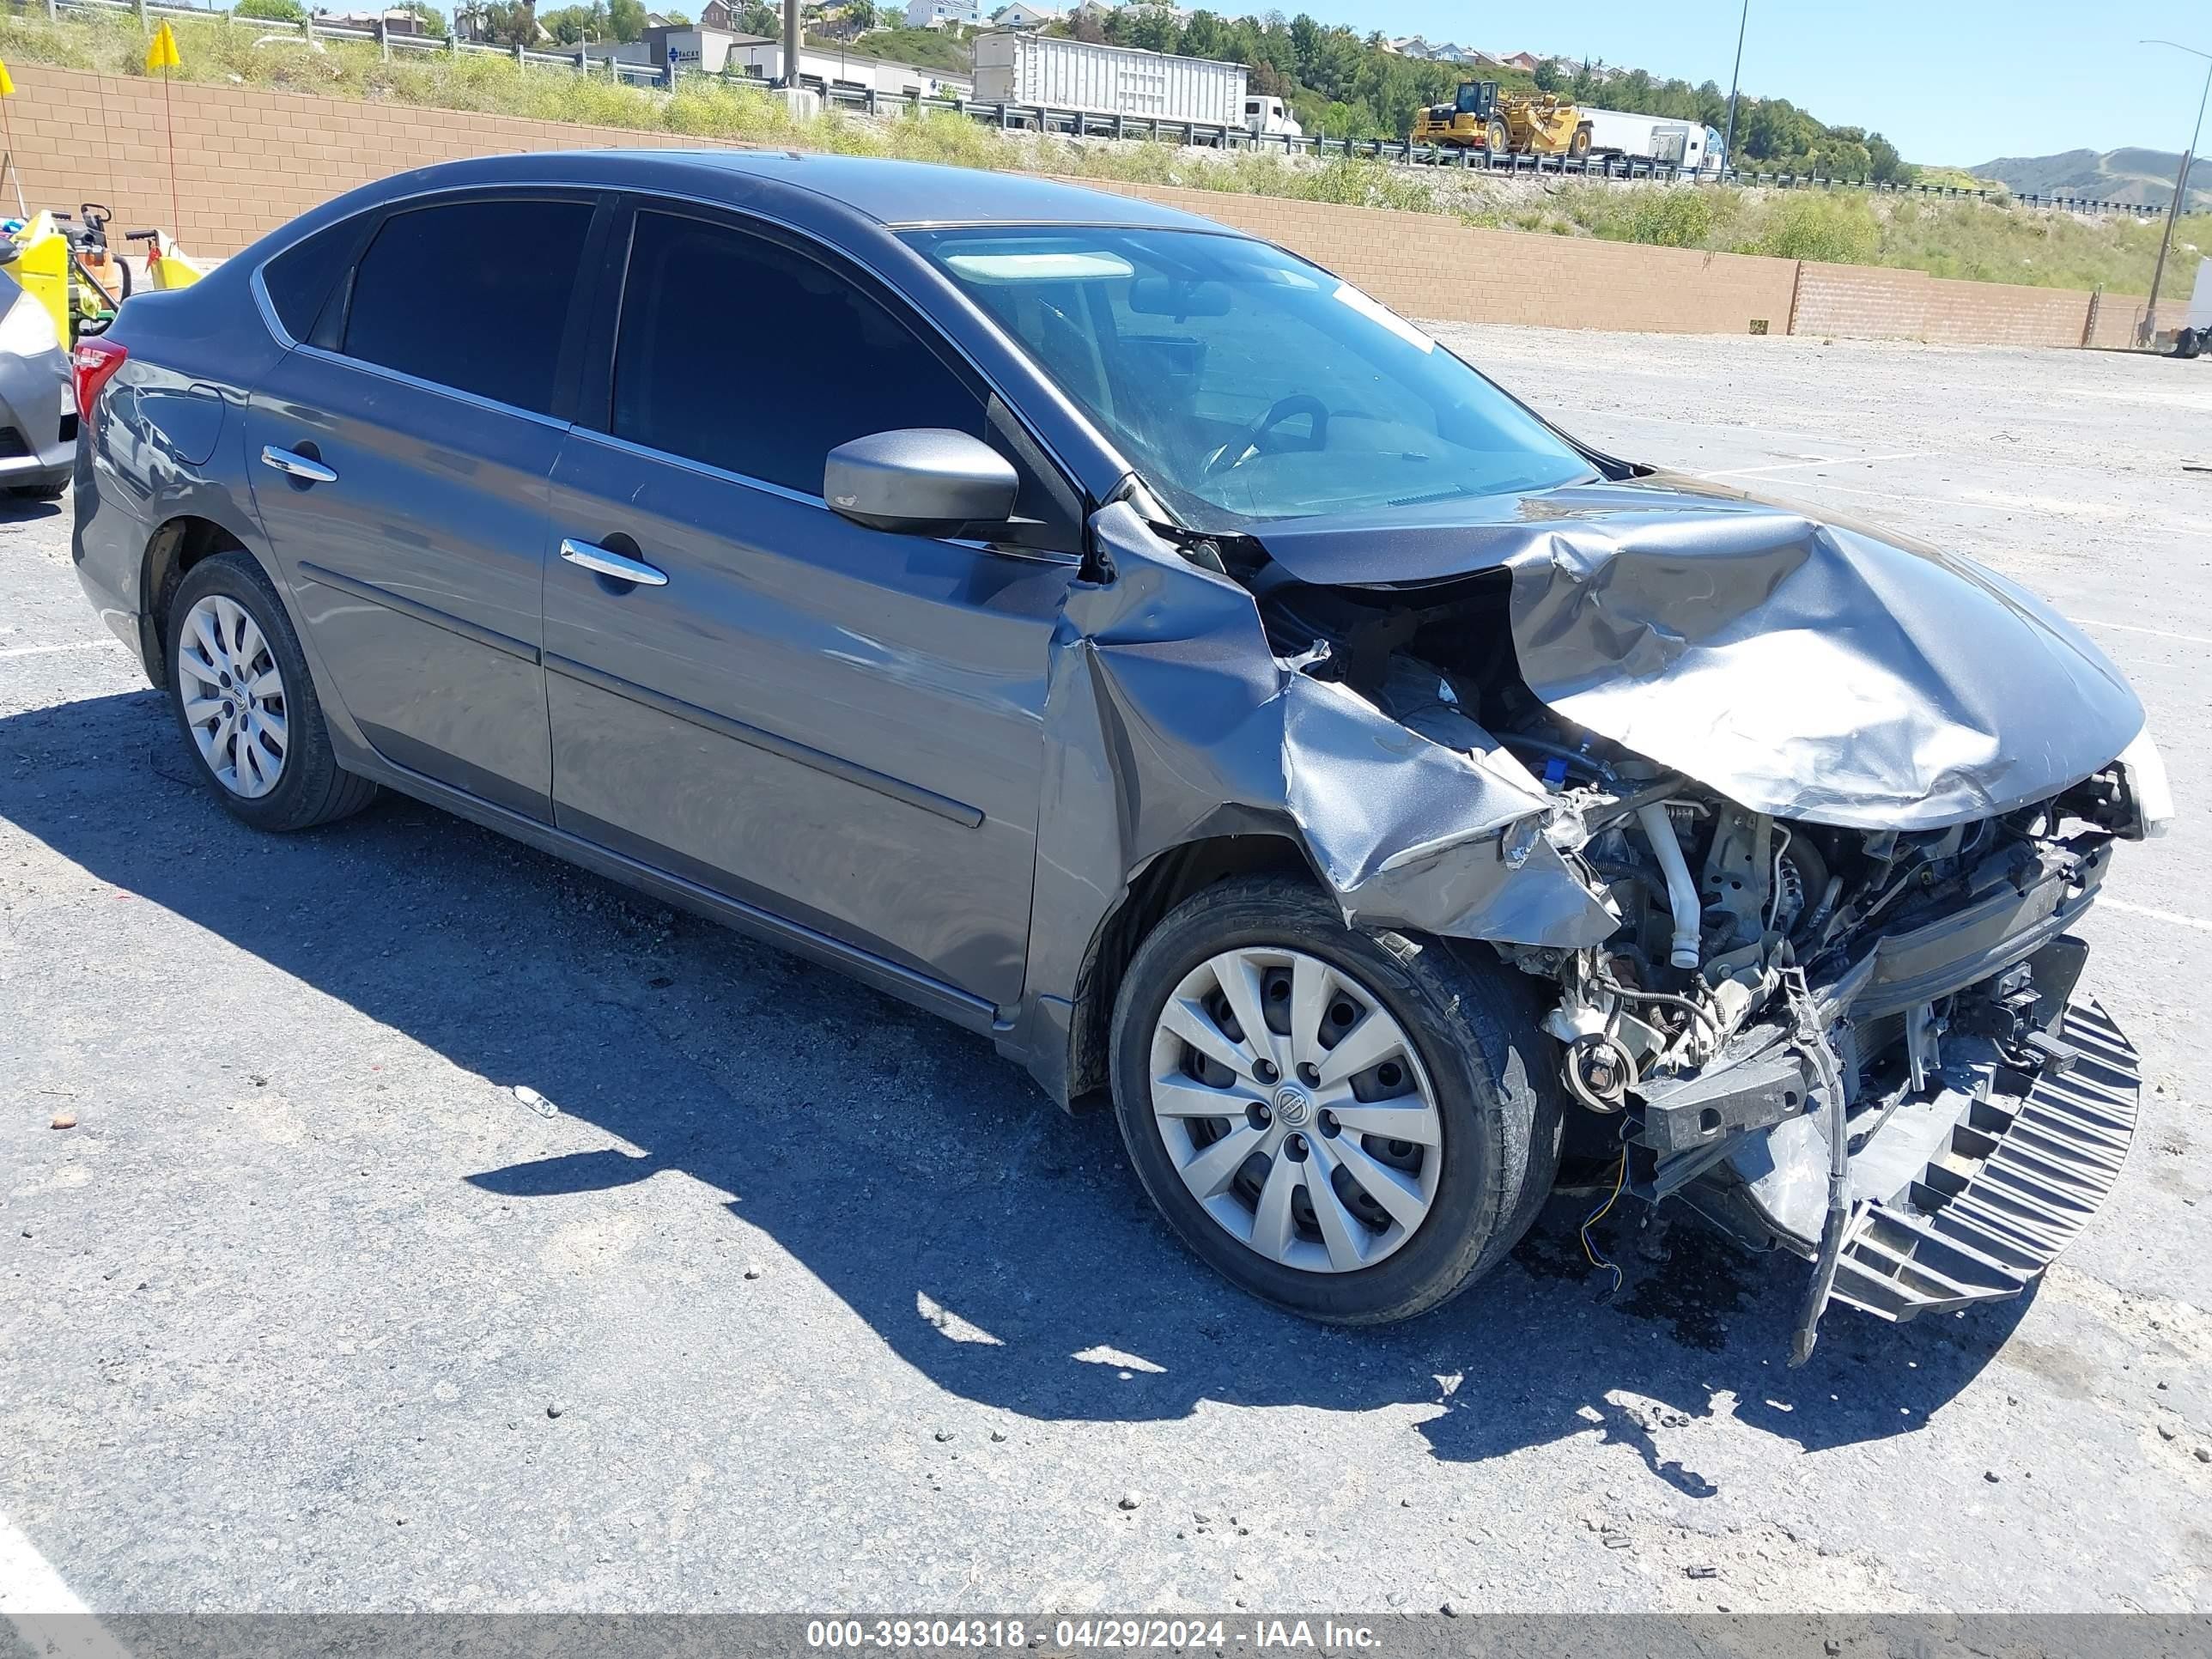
[262,218,360,341]
[612,210,985,495]
[343,198,593,415]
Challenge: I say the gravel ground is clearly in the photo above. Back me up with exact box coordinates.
[2,326,2209,1618]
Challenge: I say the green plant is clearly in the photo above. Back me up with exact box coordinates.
[234,0,307,21]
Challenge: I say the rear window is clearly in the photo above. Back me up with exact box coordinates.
[261,219,360,342]
[342,198,593,416]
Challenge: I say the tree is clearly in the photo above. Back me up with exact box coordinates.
[481,0,538,45]
[606,0,646,41]
[539,2,606,41]
[235,0,307,21]
[395,0,446,28]
[736,3,778,31]
[1532,58,1562,94]
[1867,131,1916,185]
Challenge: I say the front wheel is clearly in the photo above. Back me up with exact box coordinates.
[1109,877,1562,1325]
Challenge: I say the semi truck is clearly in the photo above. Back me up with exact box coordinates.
[971,30,1247,131]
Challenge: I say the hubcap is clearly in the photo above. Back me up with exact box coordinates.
[1147,946,1443,1274]
[176,594,287,800]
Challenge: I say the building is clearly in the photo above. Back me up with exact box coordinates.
[727,38,971,97]
[1501,51,1543,71]
[318,9,434,36]
[697,0,737,25]
[903,0,977,27]
[991,3,1059,27]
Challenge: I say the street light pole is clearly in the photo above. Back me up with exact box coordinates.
[781,0,800,88]
[1721,0,1748,177]
[2138,39,2211,348]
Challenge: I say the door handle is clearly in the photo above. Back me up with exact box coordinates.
[561,538,668,588]
[259,445,338,484]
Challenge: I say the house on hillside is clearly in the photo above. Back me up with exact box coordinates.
[1501,51,1542,70]
[318,9,433,36]
[697,0,737,25]
[992,3,1060,26]
[905,0,979,25]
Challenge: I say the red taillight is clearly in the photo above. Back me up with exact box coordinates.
[72,337,128,422]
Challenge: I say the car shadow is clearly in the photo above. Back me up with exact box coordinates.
[3,689,2032,1483]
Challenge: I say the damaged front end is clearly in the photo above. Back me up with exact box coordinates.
[1068,480,2169,1361]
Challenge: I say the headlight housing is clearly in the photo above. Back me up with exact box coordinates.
[0,288,61,361]
[2118,726,2174,839]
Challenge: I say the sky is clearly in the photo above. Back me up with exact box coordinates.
[1286,1,2212,166]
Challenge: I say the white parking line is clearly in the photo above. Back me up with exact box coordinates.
[0,1508,131,1659]
[0,641,114,660]
[1698,451,1924,479]
[2074,617,2212,649]
[2099,897,2212,935]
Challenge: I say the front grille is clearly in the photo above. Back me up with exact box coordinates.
[1827,996,2139,1321]
[0,426,27,459]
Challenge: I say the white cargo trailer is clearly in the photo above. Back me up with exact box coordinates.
[971,30,1247,130]
[1579,107,1725,171]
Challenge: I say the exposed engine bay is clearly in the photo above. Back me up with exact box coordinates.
[1243,562,2164,1358]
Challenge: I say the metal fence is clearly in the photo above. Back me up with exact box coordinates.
[28,0,2165,221]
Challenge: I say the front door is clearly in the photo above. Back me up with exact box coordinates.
[244,192,599,821]
[542,206,1084,1005]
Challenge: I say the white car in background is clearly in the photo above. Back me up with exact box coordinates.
[0,263,73,500]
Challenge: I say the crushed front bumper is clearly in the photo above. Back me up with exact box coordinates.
[1824,995,2139,1321]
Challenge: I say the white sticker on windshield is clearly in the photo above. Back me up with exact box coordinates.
[943,250,1135,282]
[1332,282,1437,354]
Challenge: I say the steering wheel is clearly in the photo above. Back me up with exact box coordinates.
[1202,392,1330,478]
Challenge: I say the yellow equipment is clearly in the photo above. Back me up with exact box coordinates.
[128,228,206,290]
[1413,80,1594,161]
[7,211,72,344]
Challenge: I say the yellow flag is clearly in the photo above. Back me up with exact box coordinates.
[144,21,179,74]
[0,59,15,98]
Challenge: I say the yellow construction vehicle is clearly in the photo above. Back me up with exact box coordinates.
[1413,80,1594,161]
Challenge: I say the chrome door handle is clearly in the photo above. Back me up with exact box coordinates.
[561,538,668,587]
[259,445,338,483]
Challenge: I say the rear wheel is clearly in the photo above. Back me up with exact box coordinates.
[1109,877,1562,1325]
[1570,125,1593,161]
[165,550,378,831]
[1486,118,1510,155]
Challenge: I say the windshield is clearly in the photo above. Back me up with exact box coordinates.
[907,227,1595,529]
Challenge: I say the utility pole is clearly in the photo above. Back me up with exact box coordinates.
[782,0,801,88]
[2138,39,2211,348]
[1721,0,1748,177]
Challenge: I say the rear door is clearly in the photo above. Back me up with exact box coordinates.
[541,204,1085,1005]
[244,191,602,820]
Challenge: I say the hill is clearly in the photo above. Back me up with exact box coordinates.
[1973,147,2212,210]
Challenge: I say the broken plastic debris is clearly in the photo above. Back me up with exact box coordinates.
[513,1085,556,1119]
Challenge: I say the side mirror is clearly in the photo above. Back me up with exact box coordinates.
[823,428,1018,536]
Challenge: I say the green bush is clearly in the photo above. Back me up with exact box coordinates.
[1747,194,1882,264]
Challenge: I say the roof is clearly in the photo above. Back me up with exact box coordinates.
[385,149,1230,234]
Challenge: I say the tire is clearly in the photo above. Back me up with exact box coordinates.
[164,550,378,832]
[1109,875,1563,1325]
[1486,118,1510,155]
[1570,125,1593,161]
[2177,329,2203,361]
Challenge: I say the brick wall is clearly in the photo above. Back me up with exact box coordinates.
[15,64,2149,350]
[12,65,749,258]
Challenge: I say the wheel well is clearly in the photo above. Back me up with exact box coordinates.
[1063,833,1315,1105]
[141,516,246,678]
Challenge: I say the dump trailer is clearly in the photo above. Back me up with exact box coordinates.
[971,30,1246,130]
[1413,80,1592,160]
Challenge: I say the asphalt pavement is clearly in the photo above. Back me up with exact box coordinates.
[2,326,2209,1618]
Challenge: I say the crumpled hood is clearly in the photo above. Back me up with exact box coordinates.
[1249,473,2145,829]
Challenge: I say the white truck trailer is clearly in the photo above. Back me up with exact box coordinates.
[971,30,1247,131]
[1579,107,1725,170]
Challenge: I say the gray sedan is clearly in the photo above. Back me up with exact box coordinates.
[70,152,2166,1354]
